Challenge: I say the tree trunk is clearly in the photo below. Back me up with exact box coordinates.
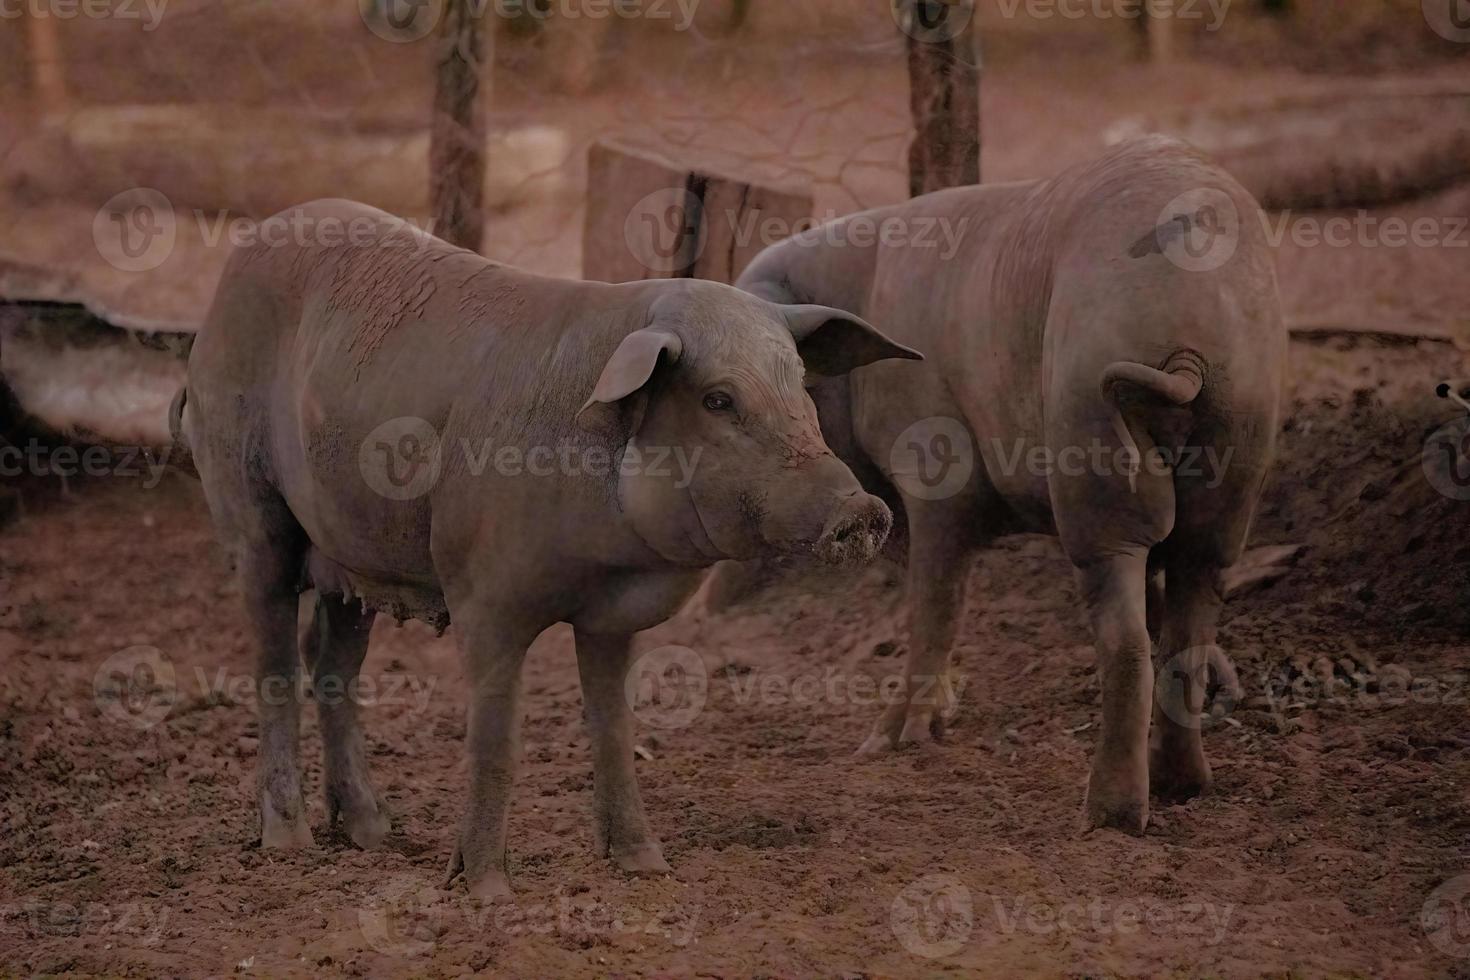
[429,0,488,252]
[903,0,981,197]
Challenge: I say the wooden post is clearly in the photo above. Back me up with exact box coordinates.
[429,0,488,252]
[582,142,813,285]
[0,323,21,527]
[1146,0,1176,65]
[902,0,981,196]
[25,11,69,117]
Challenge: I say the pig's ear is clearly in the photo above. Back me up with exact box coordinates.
[575,328,683,435]
[781,304,923,377]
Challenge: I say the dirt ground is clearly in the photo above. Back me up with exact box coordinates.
[3,333,1469,977]
[4,5,1470,978]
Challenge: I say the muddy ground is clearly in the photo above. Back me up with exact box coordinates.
[2,333,1468,978]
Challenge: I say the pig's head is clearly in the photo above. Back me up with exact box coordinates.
[575,283,920,567]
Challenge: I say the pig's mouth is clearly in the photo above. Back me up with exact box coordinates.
[721,489,892,566]
[812,498,892,567]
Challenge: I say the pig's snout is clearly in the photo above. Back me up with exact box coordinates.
[814,493,892,566]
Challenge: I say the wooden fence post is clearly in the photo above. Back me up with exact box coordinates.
[429,0,489,251]
[902,0,981,196]
[582,141,813,285]
[1146,0,1176,64]
[25,11,70,117]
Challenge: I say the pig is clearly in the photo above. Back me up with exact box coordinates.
[178,199,918,900]
[730,136,1286,833]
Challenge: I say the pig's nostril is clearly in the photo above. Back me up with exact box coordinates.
[814,497,891,566]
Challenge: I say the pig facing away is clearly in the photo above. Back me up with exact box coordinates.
[179,199,918,900]
[733,136,1286,833]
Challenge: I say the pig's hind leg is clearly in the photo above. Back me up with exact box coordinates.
[302,595,390,848]
[1148,557,1224,802]
[1147,443,1261,803]
[856,492,990,754]
[849,360,997,755]
[231,496,315,850]
[1051,424,1176,834]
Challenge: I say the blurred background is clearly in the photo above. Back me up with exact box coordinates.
[1,0,1468,448]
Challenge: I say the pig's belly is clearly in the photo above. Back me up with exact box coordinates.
[962,401,1058,533]
[303,546,449,632]
[281,441,448,629]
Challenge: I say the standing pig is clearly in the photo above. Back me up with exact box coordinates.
[732,136,1285,832]
[179,199,918,899]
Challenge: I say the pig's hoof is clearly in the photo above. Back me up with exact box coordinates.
[341,804,392,850]
[329,786,392,849]
[899,708,943,745]
[855,703,942,756]
[856,729,898,756]
[1082,781,1148,835]
[260,803,315,849]
[467,869,515,904]
[1149,750,1212,803]
[612,843,671,876]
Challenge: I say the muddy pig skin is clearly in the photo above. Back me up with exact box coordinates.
[179,198,920,899]
[732,136,1285,833]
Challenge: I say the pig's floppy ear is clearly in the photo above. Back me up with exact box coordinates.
[781,304,923,377]
[575,328,683,435]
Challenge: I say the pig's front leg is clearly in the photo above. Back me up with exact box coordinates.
[573,628,671,875]
[444,619,531,903]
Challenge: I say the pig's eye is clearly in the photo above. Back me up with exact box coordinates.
[703,391,734,413]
